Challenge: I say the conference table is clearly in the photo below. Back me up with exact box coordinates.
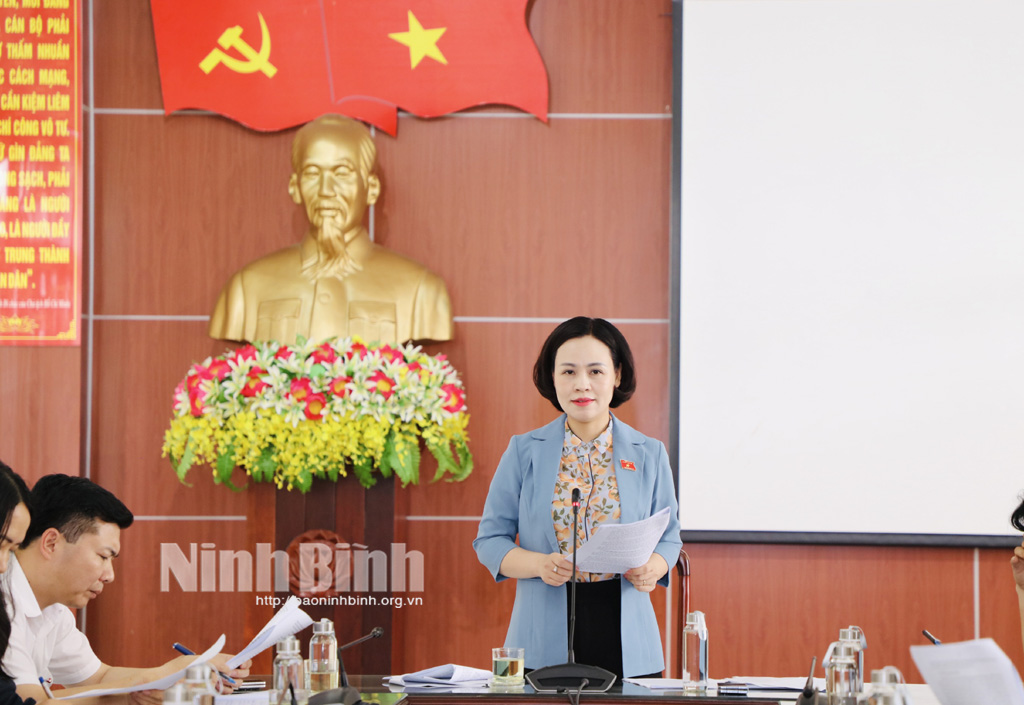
[349,676,775,704]
[343,676,942,705]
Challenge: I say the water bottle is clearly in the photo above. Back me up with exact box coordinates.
[857,667,908,705]
[838,626,867,692]
[273,636,305,694]
[680,610,709,693]
[162,683,190,705]
[824,642,858,705]
[309,618,339,693]
[183,664,217,705]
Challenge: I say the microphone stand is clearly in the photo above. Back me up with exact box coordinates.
[526,488,617,693]
[309,627,385,705]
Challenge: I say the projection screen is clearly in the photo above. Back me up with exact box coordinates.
[677,0,1024,545]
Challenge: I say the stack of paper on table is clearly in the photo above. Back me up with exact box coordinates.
[385,664,492,691]
[625,676,825,692]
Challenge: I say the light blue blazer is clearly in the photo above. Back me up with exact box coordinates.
[473,414,682,677]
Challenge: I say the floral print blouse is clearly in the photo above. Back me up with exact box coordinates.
[551,418,621,582]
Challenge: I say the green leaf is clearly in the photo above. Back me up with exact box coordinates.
[352,455,377,489]
[454,439,474,480]
[296,466,314,493]
[215,443,244,490]
[380,433,398,479]
[255,447,276,483]
[173,437,196,487]
[215,446,234,483]
[429,439,457,482]
[391,437,421,487]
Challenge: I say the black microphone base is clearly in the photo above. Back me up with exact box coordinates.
[308,686,363,705]
[526,663,617,693]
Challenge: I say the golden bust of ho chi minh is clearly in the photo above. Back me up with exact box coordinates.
[208,114,453,346]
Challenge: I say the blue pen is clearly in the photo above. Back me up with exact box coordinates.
[172,642,237,685]
[38,677,54,698]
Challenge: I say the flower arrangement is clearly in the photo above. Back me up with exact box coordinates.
[162,337,472,492]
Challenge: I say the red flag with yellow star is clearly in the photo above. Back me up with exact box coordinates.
[149,0,548,134]
[322,0,548,122]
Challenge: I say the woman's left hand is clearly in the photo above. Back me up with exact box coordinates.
[625,554,670,593]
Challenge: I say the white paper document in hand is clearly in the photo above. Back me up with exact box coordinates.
[57,635,226,699]
[911,638,1024,705]
[573,507,671,574]
[227,595,314,669]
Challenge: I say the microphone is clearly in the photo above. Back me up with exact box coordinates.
[567,488,581,663]
[795,656,819,705]
[526,487,617,693]
[309,627,385,705]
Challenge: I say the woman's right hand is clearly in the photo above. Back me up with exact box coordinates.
[539,552,575,586]
[1012,540,1024,591]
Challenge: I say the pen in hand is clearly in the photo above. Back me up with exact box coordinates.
[38,677,54,698]
[172,642,237,685]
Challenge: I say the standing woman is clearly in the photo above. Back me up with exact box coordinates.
[0,461,37,705]
[474,317,682,679]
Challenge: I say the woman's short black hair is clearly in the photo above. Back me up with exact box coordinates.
[533,316,636,412]
[1012,496,1024,533]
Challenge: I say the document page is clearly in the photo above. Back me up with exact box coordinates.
[58,635,226,699]
[573,507,671,573]
[385,664,492,689]
[227,596,314,669]
[911,638,1024,705]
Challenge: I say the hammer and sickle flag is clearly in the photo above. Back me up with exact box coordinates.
[149,0,548,135]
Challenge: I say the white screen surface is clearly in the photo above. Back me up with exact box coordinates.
[679,0,1024,539]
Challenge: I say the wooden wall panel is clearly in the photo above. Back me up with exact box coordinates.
[93,115,297,316]
[375,118,671,318]
[391,519,518,671]
[89,320,252,514]
[681,543,978,682]
[530,0,674,113]
[979,547,1024,673]
[0,347,82,482]
[92,0,163,110]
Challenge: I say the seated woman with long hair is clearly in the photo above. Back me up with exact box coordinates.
[0,461,36,705]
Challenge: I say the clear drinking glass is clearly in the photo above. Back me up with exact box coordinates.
[491,647,525,686]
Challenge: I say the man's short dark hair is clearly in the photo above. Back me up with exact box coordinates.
[23,474,133,546]
[532,316,637,412]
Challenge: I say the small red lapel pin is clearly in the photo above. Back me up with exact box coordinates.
[620,460,636,472]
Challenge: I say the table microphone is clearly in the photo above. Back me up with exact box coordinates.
[526,488,617,693]
[309,627,385,705]
[795,656,819,705]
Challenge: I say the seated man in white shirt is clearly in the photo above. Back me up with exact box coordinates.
[2,474,251,703]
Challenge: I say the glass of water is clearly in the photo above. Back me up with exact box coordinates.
[491,647,525,686]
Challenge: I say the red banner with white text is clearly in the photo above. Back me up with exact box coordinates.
[149,0,548,135]
[0,0,82,346]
